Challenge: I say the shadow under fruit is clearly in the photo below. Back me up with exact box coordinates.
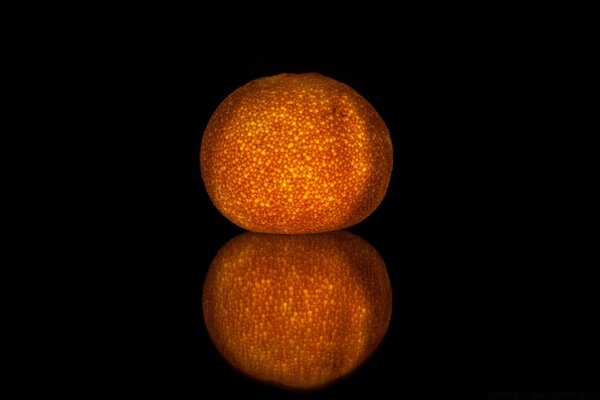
[202,230,392,390]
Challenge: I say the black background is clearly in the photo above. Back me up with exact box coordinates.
[111,6,596,398]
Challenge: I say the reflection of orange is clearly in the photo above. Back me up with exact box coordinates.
[200,73,393,233]
[202,231,392,390]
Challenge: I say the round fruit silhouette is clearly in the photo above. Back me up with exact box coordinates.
[202,231,392,390]
[200,73,393,233]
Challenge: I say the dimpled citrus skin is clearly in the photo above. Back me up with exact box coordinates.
[200,73,393,233]
[202,231,392,390]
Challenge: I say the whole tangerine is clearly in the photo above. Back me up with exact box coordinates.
[202,230,392,390]
[200,73,392,233]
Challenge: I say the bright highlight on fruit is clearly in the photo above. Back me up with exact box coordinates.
[200,73,393,233]
[202,230,392,390]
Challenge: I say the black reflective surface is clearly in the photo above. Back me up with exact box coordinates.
[120,9,597,398]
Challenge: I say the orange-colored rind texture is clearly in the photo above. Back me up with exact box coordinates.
[202,231,392,390]
[200,73,393,233]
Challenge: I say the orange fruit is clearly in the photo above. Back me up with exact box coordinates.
[202,231,392,390]
[200,73,393,233]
